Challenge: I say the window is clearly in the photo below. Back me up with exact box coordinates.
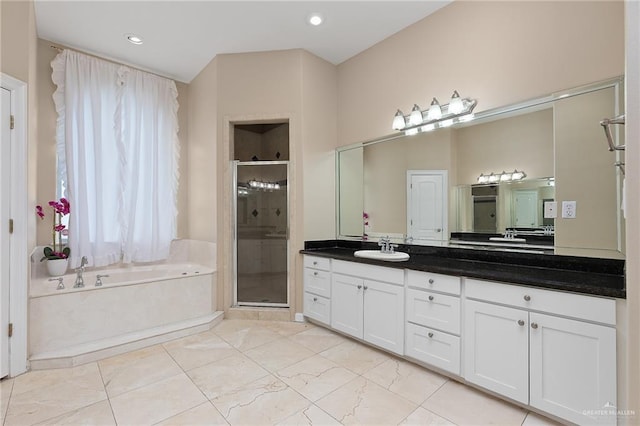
[52,49,179,268]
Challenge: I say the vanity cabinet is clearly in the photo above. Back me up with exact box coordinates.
[464,279,617,425]
[303,256,331,325]
[405,271,462,374]
[331,260,405,355]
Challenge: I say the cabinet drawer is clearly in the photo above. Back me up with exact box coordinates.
[304,255,331,271]
[303,292,330,325]
[304,267,331,298]
[405,322,460,375]
[407,270,461,295]
[333,259,403,285]
[465,279,616,325]
[406,288,460,335]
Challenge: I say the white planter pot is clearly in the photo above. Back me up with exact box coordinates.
[46,258,69,277]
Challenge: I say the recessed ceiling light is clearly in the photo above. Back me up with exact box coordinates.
[308,13,323,26]
[125,34,144,45]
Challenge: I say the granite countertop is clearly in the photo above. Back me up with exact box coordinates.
[300,241,626,299]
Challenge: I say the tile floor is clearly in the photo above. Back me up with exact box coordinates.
[0,319,562,426]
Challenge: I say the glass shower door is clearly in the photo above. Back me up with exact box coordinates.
[235,162,288,306]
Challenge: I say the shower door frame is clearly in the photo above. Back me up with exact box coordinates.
[233,160,290,308]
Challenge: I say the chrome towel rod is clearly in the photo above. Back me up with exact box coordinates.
[600,114,625,151]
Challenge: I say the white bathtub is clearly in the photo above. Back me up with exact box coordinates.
[29,245,221,370]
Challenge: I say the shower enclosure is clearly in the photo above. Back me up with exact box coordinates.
[233,123,289,307]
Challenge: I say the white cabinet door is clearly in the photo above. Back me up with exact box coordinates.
[464,300,529,404]
[331,274,364,339]
[529,312,617,425]
[363,280,405,355]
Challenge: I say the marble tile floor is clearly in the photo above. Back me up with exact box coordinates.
[0,319,563,426]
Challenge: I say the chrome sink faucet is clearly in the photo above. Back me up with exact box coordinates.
[378,236,398,254]
[74,256,88,288]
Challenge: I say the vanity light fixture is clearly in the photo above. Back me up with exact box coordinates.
[392,91,477,135]
[477,169,527,184]
[125,34,144,45]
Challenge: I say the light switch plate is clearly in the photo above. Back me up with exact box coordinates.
[544,201,557,218]
[562,201,577,219]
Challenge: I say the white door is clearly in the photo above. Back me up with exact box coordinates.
[513,190,538,227]
[529,312,617,425]
[1,88,11,378]
[363,280,404,355]
[464,300,529,404]
[407,170,447,243]
[331,274,364,339]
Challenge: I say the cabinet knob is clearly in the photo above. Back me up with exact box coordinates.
[313,261,318,266]
[428,332,434,338]
[524,295,531,302]
[517,319,525,326]
[531,322,538,329]
[428,279,434,284]
[363,285,368,290]
[313,297,318,302]
[428,295,434,301]
[357,285,362,290]
[313,271,318,276]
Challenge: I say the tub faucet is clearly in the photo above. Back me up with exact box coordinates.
[95,274,109,287]
[74,256,88,288]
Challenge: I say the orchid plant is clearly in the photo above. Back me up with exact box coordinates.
[36,197,71,261]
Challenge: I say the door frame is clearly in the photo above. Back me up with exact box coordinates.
[406,170,448,245]
[1,73,29,376]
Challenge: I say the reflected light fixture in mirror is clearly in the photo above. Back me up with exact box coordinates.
[391,90,477,134]
[477,169,527,184]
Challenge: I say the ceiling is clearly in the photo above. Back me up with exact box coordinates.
[34,1,451,83]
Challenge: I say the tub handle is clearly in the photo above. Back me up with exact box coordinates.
[95,274,110,287]
[49,277,65,290]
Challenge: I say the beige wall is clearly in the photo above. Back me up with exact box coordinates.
[1,0,38,252]
[34,39,190,245]
[187,49,337,315]
[337,1,624,146]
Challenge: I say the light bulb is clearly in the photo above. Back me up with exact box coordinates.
[409,104,423,126]
[477,174,488,184]
[511,170,526,180]
[488,173,499,183]
[427,98,442,120]
[500,171,511,181]
[449,90,464,114]
[392,110,406,130]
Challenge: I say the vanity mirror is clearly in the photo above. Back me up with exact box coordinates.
[336,77,625,259]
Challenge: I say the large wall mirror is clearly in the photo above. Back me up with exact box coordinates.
[337,78,625,259]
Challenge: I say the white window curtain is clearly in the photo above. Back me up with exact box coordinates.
[52,50,179,268]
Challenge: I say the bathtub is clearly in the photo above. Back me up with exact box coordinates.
[28,241,221,370]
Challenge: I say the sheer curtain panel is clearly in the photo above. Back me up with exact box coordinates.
[52,50,179,268]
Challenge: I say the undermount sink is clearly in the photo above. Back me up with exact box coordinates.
[354,250,410,262]
[489,237,527,243]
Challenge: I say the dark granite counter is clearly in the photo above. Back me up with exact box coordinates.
[301,240,625,298]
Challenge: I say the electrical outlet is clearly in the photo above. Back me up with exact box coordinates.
[544,201,557,219]
[562,201,577,219]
